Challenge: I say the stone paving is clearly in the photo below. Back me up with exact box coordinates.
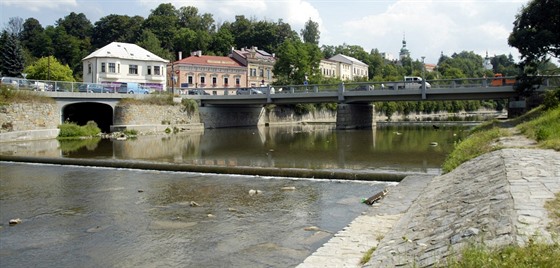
[298,144,560,267]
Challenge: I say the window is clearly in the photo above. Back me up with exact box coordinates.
[129,64,138,75]
[188,75,193,84]
[87,63,91,74]
[147,66,152,75]
[154,66,161,75]
[109,63,116,73]
[224,77,229,85]
[235,77,240,85]
[101,63,106,73]
[212,77,217,85]
[200,76,205,84]
[250,68,257,77]
[260,69,264,77]
[267,69,271,80]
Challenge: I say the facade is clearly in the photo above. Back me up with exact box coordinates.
[231,47,276,87]
[82,42,168,91]
[319,59,338,79]
[325,54,369,81]
[169,51,246,95]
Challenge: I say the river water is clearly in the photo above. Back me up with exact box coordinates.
[0,124,468,267]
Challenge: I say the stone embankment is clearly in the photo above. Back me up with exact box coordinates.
[299,135,560,267]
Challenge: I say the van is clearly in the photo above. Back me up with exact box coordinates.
[118,82,150,94]
[389,76,431,90]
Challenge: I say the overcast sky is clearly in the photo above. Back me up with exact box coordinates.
[1,0,529,64]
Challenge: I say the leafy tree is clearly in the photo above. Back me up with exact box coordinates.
[301,19,320,45]
[24,56,74,81]
[177,6,215,32]
[92,15,144,48]
[0,31,25,77]
[273,38,322,84]
[143,3,179,51]
[5,17,24,37]
[210,25,235,56]
[508,0,560,65]
[137,29,172,61]
[56,12,93,40]
[21,18,50,59]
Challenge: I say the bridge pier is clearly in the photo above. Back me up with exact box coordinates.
[336,103,376,129]
[199,106,265,128]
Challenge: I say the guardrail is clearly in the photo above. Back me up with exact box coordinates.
[3,75,558,97]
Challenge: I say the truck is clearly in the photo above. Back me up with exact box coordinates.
[388,76,431,90]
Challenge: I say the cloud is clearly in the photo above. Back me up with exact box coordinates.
[0,0,77,12]
[336,0,525,62]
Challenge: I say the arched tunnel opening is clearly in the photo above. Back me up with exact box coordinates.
[63,103,113,133]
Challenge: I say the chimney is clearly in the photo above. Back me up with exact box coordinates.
[178,51,182,60]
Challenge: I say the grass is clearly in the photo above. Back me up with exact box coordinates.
[58,121,101,138]
[359,247,377,265]
[0,85,55,105]
[442,105,560,173]
[440,104,560,267]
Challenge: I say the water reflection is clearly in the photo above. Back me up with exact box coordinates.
[0,124,468,174]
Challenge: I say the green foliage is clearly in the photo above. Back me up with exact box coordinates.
[447,241,560,268]
[58,138,101,153]
[273,38,322,84]
[542,88,560,110]
[0,85,54,104]
[58,121,101,138]
[0,30,25,77]
[442,127,507,173]
[23,56,75,81]
[359,247,376,265]
[293,103,316,115]
[181,98,199,113]
[301,19,320,45]
[123,129,138,136]
[518,106,560,150]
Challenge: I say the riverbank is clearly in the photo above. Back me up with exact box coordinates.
[298,127,560,267]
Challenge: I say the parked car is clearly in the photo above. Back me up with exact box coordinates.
[79,84,112,93]
[236,87,263,95]
[1,77,31,89]
[187,89,210,95]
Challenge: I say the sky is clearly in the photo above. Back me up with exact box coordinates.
[0,0,529,64]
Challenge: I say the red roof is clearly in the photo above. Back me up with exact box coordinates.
[174,55,244,67]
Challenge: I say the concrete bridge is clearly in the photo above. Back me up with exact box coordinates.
[21,76,560,131]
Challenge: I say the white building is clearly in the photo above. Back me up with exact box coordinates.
[82,42,169,91]
[323,54,369,81]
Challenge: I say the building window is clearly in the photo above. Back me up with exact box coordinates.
[188,75,193,84]
[212,76,217,85]
[235,77,240,86]
[250,68,257,77]
[101,63,106,73]
[267,69,271,80]
[129,65,138,75]
[200,76,205,85]
[109,63,116,73]
[224,77,229,86]
[154,66,161,75]
[147,66,152,75]
[117,64,120,73]
[87,63,91,74]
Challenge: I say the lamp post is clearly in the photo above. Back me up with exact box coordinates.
[421,56,426,99]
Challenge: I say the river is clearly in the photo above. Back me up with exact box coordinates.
[0,124,468,267]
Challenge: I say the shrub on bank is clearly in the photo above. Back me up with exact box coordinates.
[518,106,560,151]
[58,121,101,138]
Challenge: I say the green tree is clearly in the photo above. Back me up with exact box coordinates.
[508,0,560,65]
[56,12,93,40]
[21,18,50,59]
[301,18,320,45]
[137,29,173,61]
[0,31,25,77]
[92,15,144,48]
[142,3,179,51]
[273,38,322,84]
[24,56,74,81]
[210,25,234,56]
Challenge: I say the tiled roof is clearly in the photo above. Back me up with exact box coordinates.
[175,55,244,67]
[82,42,168,62]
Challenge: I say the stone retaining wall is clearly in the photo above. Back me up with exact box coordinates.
[111,103,203,133]
[0,102,60,141]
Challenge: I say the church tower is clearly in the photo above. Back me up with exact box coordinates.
[399,34,410,61]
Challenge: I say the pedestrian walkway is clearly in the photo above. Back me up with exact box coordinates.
[297,175,434,268]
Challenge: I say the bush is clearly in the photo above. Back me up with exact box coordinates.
[58,121,101,138]
[542,88,560,110]
[518,106,560,150]
[181,98,198,113]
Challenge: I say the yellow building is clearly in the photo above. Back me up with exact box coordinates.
[231,47,276,87]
